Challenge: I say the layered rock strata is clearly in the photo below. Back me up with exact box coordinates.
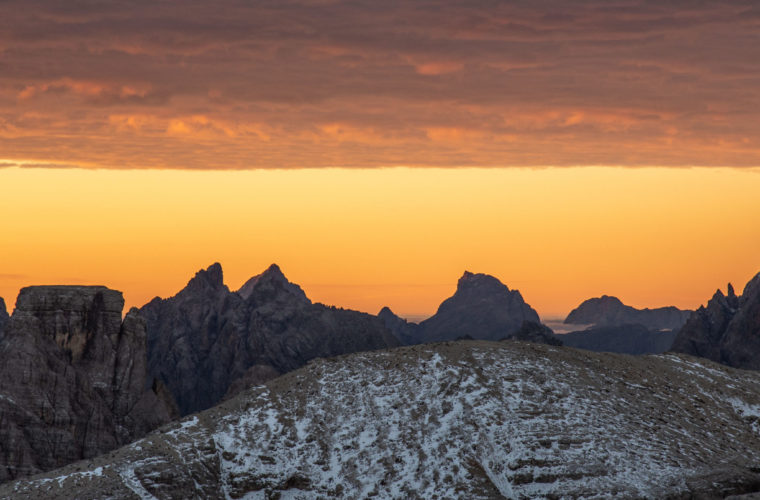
[0,286,173,483]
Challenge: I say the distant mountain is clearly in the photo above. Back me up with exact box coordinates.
[565,295,691,330]
[671,273,760,370]
[560,324,676,354]
[8,341,760,499]
[380,271,552,345]
[140,263,400,416]
[0,286,174,483]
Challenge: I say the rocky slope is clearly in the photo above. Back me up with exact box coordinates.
[565,295,691,330]
[382,271,552,345]
[6,341,760,499]
[559,323,676,354]
[671,273,760,370]
[140,263,399,416]
[0,286,174,483]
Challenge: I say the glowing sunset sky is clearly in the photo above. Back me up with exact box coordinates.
[1,1,759,318]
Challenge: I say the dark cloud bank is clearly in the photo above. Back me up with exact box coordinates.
[1,0,759,168]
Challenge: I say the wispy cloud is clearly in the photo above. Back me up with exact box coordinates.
[1,0,759,168]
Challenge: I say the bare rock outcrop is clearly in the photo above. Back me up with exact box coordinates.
[6,342,760,499]
[0,286,173,483]
[565,295,692,330]
[671,273,760,370]
[140,263,400,416]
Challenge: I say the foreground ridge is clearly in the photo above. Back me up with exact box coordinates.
[5,341,760,499]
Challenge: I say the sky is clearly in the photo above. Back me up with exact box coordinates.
[1,1,760,319]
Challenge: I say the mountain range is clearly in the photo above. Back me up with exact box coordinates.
[140,263,399,416]
[2,263,760,494]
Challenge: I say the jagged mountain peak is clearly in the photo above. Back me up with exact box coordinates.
[184,262,227,293]
[237,263,309,304]
[671,271,760,370]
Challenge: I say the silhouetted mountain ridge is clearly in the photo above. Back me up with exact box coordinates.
[565,295,691,330]
[140,263,399,416]
[671,272,760,370]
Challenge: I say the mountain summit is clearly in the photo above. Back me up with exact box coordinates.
[237,263,309,304]
[416,271,542,343]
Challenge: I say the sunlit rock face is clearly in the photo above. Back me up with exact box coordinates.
[140,263,400,416]
[672,272,760,370]
[5,341,760,499]
[0,286,174,483]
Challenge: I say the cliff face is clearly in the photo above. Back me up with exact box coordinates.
[141,263,400,416]
[415,271,543,343]
[671,274,760,370]
[565,295,691,330]
[0,286,173,483]
[8,342,760,499]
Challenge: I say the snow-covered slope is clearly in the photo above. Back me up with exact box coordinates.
[4,341,760,499]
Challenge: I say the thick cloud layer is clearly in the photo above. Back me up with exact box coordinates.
[1,0,759,168]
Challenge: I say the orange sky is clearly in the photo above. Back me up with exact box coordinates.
[1,166,758,319]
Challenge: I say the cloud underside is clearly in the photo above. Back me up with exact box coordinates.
[1,0,760,168]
